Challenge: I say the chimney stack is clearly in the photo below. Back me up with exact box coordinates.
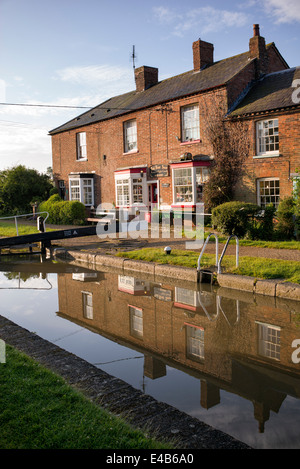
[134,66,158,92]
[249,24,269,77]
[193,39,214,71]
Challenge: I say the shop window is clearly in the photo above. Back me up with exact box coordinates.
[132,178,143,203]
[174,167,193,203]
[172,165,210,205]
[116,179,130,206]
[115,171,146,208]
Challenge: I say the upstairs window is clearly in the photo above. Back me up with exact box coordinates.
[256,119,279,155]
[181,105,200,142]
[186,325,204,361]
[82,292,93,319]
[257,322,281,361]
[129,306,143,339]
[76,132,87,160]
[124,119,137,153]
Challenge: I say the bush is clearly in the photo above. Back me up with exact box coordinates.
[59,201,86,225]
[39,195,86,225]
[275,197,296,239]
[248,204,276,240]
[211,201,259,237]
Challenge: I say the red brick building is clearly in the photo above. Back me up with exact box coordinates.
[49,25,299,217]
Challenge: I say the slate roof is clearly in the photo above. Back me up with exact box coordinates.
[229,67,300,117]
[49,48,257,135]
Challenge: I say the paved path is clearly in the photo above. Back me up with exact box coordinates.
[52,232,300,262]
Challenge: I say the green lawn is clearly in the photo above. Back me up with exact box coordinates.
[117,248,300,284]
[0,221,54,237]
[0,345,172,450]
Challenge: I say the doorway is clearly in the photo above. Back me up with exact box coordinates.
[148,181,158,209]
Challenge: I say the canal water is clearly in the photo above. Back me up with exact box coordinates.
[1,256,300,449]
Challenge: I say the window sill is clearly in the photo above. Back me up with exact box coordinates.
[123,150,139,156]
[180,139,201,146]
[77,158,88,162]
[253,153,280,159]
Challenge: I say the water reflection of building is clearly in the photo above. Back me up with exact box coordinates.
[57,271,300,433]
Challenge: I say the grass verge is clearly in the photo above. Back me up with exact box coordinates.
[0,345,173,449]
[0,221,57,237]
[117,248,300,284]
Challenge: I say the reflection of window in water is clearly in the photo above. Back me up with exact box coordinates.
[186,325,204,360]
[82,292,93,319]
[175,287,198,307]
[129,305,143,338]
[257,322,280,361]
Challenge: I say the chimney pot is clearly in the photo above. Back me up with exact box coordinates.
[249,24,268,77]
[253,24,260,37]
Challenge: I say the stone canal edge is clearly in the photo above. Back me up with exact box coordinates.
[53,247,300,302]
[0,315,250,449]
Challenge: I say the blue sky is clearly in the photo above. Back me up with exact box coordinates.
[1,0,300,173]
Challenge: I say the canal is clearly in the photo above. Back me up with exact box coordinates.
[1,255,300,449]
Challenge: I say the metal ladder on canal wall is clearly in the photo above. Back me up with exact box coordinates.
[197,233,240,282]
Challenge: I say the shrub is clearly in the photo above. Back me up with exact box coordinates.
[212,201,259,237]
[248,204,276,240]
[59,201,86,225]
[275,197,296,239]
[38,196,86,225]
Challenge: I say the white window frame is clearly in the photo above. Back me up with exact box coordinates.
[76,132,87,160]
[256,119,279,156]
[124,119,137,153]
[256,322,281,361]
[116,178,130,207]
[129,305,143,339]
[69,176,94,206]
[82,291,93,319]
[115,172,147,208]
[186,325,204,360]
[172,165,209,205]
[257,178,280,209]
[181,104,200,142]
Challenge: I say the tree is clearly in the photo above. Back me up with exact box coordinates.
[0,165,53,215]
[202,93,250,211]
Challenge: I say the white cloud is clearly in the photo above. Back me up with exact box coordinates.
[153,5,249,37]
[55,64,133,87]
[153,6,180,24]
[262,0,300,23]
[0,125,51,173]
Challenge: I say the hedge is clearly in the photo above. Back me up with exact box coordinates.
[211,201,259,237]
[39,195,86,225]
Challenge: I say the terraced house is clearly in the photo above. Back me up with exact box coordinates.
[49,25,300,218]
